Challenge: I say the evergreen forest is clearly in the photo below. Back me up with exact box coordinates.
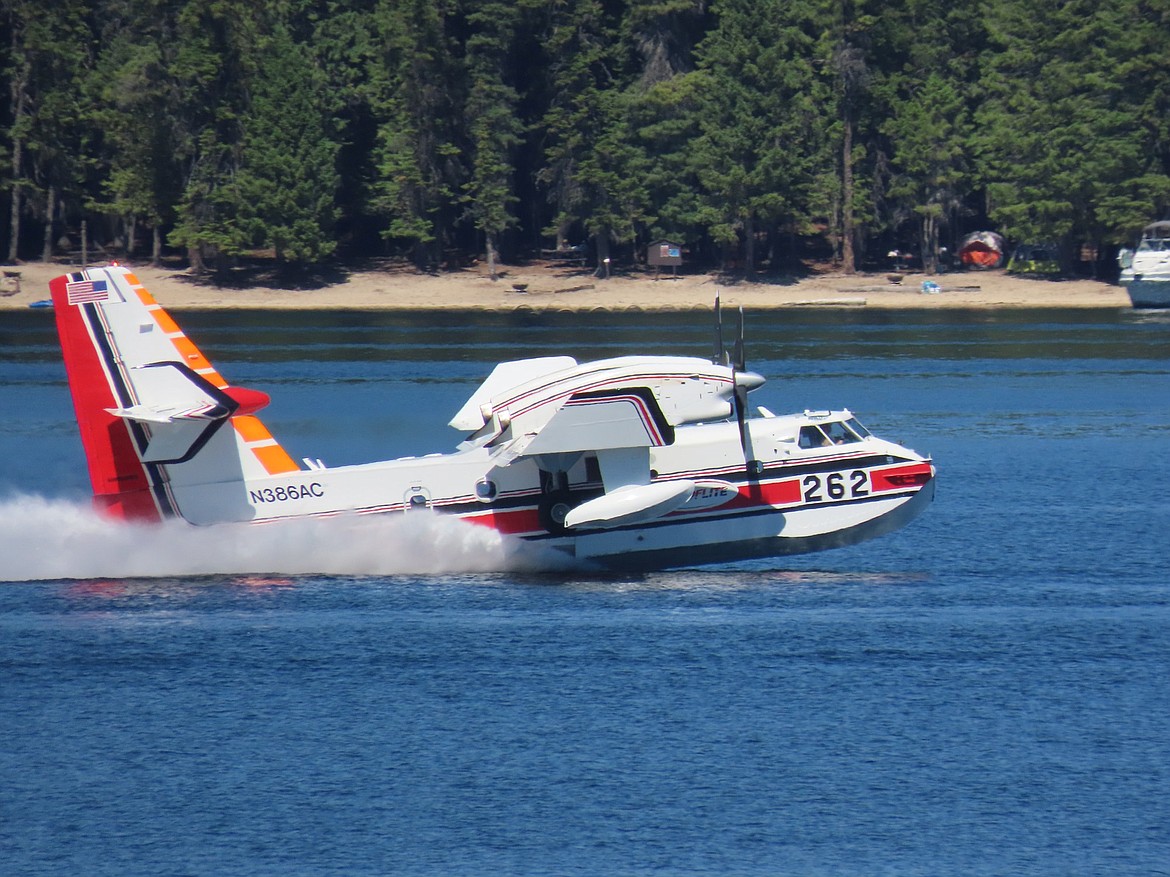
[4,0,1170,277]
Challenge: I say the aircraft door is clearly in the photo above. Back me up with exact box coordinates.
[404,485,431,511]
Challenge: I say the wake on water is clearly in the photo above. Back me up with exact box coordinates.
[0,494,571,582]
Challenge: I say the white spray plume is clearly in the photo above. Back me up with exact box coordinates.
[0,494,573,582]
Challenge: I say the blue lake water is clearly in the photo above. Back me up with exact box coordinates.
[1,305,1169,875]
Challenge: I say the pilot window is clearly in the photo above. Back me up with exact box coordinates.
[823,420,861,444]
[800,420,866,448]
[845,417,871,438]
[799,426,831,448]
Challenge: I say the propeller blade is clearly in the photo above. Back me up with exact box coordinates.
[713,295,728,365]
[725,304,761,477]
[733,380,761,477]
[734,380,748,446]
[733,306,746,372]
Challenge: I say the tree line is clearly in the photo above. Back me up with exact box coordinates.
[3,0,1169,277]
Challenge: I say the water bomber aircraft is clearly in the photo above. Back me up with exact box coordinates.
[50,265,934,570]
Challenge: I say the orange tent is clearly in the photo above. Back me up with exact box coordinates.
[958,231,1005,268]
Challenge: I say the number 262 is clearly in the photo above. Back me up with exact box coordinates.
[803,471,868,503]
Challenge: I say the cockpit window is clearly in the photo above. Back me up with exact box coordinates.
[800,419,869,449]
[823,420,861,444]
[845,417,871,438]
[799,425,832,448]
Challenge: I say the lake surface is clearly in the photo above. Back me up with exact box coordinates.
[1,305,1168,875]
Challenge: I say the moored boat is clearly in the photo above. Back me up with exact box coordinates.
[1119,221,1170,308]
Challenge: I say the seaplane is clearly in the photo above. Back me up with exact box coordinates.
[49,265,934,570]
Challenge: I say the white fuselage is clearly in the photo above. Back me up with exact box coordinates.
[177,407,934,570]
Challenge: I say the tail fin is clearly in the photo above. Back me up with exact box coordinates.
[51,266,300,522]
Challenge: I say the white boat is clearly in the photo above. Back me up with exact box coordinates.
[1119,221,1170,307]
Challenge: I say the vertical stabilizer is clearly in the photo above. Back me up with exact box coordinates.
[50,266,299,522]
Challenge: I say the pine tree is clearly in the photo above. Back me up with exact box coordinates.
[88,0,184,264]
[879,70,971,273]
[540,0,646,273]
[369,0,462,269]
[10,0,1170,278]
[974,0,1170,257]
[623,0,708,88]
[1093,0,1170,242]
[166,0,263,272]
[866,0,986,269]
[818,0,880,274]
[462,0,526,279]
[235,23,340,264]
[689,0,831,274]
[3,0,93,263]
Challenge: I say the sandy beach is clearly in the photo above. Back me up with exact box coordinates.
[0,259,1129,312]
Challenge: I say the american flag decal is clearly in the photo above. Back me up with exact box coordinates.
[66,279,110,305]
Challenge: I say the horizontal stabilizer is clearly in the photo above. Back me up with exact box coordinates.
[108,361,250,464]
[564,480,695,530]
[106,402,228,424]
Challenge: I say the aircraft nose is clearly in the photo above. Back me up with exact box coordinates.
[735,370,765,391]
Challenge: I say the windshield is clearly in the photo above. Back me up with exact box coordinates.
[799,425,831,448]
[799,418,869,448]
[845,417,871,438]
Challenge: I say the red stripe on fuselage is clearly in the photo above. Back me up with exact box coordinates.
[462,477,805,538]
[737,478,803,507]
[870,462,934,493]
[464,506,543,535]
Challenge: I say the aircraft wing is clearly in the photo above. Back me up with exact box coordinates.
[469,360,736,530]
[514,387,674,456]
[449,356,577,431]
[492,386,674,465]
[489,385,698,530]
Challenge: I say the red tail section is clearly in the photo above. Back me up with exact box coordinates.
[51,272,163,521]
[51,267,302,524]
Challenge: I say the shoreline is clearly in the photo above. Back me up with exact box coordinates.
[0,260,1131,312]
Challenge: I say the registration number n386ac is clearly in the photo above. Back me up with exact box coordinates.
[249,482,324,504]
